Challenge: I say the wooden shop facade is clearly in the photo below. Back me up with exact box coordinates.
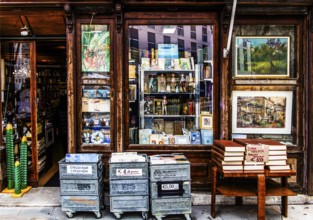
[0,0,313,195]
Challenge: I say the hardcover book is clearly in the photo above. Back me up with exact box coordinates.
[180,58,191,70]
[244,165,264,171]
[149,134,159,144]
[254,139,287,151]
[139,129,152,144]
[211,149,244,162]
[267,165,291,170]
[265,160,287,166]
[212,158,243,171]
[213,140,245,152]
[141,58,150,70]
[212,157,243,166]
[212,146,244,157]
[201,129,213,144]
[190,131,201,144]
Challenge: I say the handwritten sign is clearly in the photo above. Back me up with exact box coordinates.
[116,169,143,177]
[245,144,269,162]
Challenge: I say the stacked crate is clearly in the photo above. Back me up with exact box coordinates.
[149,154,192,220]
[109,153,149,220]
[59,154,104,219]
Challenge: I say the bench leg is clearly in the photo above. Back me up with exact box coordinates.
[211,167,217,218]
[281,177,288,217]
[257,174,266,220]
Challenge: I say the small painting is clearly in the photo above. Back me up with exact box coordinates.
[200,114,213,129]
[81,25,110,72]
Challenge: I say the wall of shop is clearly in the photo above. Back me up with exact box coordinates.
[1,0,312,194]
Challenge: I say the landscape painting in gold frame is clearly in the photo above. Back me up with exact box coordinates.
[234,36,290,78]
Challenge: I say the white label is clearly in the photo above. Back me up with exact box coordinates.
[116,169,142,176]
[161,183,179,191]
[66,165,92,175]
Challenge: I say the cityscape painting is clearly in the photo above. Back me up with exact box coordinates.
[232,91,293,134]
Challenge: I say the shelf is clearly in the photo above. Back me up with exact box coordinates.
[144,92,194,95]
[216,178,296,197]
[144,114,195,118]
[83,126,110,129]
[143,69,194,73]
[82,111,110,114]
[82,97,110,100]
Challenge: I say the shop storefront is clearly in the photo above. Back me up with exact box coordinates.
[0,0,312,195]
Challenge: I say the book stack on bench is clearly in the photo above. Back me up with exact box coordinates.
[255,139,290,171]
[234,139,265,172]
[212,140,245,172]
[234,138,291,172]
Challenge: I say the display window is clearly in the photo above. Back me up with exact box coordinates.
[231,24,300,147]
[128,25,214,145]
[77,23,113,149]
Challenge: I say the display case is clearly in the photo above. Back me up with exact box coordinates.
[77,23,113,149]
[128,25,215,146]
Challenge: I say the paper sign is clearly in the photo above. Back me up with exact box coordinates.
[66,165,92,175]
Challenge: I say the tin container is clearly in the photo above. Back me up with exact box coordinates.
[110,179,149,196]
[60,178,103,196]
[59,155,103,180]
[150,181,191,198]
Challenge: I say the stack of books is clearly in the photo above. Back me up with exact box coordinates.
[256,139,290,171]
[234,138,291,172]
[212,140,245,172]
[233,139,265,172]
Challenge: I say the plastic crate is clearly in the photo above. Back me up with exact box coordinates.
[59,156,103,180]
[150,181,191,198]
[110,179,149,196]
[60,178,103,196]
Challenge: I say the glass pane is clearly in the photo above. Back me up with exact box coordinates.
[232,25,298,145]
[81,25,111,145]
[232,25,296,78]
[1,42,31,174]
[128,25,214,145]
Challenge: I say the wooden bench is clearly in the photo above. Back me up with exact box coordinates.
[211,166,297,220]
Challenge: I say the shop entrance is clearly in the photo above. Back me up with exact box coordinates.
[0,11,67,187]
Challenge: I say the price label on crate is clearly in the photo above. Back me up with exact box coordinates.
[66,165,92,175]
[116,168,142,176]
[161,183,179,191]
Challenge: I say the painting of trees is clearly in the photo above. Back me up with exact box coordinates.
[235,36,289,77]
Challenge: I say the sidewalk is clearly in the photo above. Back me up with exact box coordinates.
[0,187,313,219]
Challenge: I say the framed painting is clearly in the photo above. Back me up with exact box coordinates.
[81,24,110,72]
[232,91,293,134]
[234,36,290,78]
[200,114,213,129]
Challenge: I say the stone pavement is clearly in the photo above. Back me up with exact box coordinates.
[0,187,313,220]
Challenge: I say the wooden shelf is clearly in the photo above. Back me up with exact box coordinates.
[217,178,296,197]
